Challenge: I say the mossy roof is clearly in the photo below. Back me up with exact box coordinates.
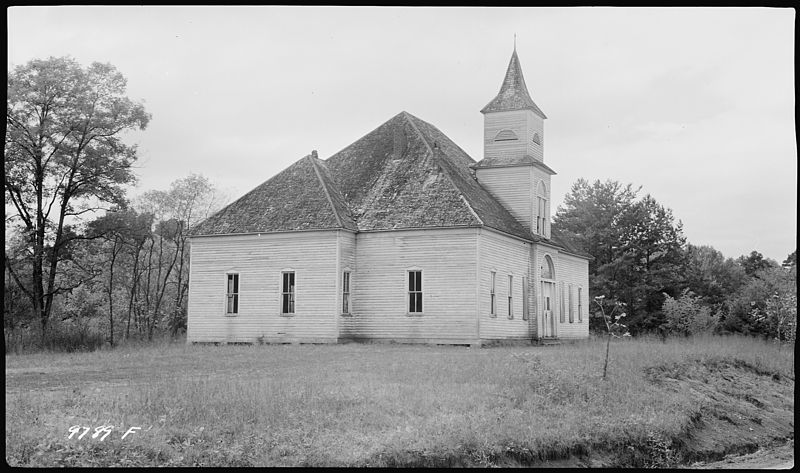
[480,49,547,118]
[191,111,588,258]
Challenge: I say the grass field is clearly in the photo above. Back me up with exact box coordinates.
[5,335,795,467]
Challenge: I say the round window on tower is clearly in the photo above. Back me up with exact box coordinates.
[532,133,541,145]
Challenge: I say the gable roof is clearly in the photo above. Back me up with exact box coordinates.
[191,153,357,235]
[480,49,547,119]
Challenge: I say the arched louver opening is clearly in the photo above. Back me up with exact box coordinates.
[494,129,519,142]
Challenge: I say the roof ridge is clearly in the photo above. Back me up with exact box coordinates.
[403,113,484,227]
[307,153,346,230]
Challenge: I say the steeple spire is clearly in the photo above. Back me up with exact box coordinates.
[480,48,546,118]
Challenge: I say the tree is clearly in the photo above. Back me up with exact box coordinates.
[86,208,150,346]
[747,265,797,343]
[782,250,796,270]
[553,179,686,334]
[5,56,150,343]
[682,244,747,307]
[736,251,778,277]
[593,295,629,380]
[135,174,224,337]
[619,194,686,331]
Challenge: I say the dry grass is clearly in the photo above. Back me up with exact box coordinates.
[5,335,794,467]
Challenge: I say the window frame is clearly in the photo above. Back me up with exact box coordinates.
[281,271,296,315]
[225,273,239,316]
[578,286,583,322]
[407,270,423,315]
[522,276,529,321]
[568,284,574,323]
[507,274,514,319]
[489,271,497,317]
[559,281,566,323]
[341,271,351,315]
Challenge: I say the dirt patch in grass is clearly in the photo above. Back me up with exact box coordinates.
[641,357,794,468]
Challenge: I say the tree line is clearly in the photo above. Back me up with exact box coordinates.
[5,56,224,352]
[553,178,797,342]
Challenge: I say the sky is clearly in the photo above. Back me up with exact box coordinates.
[7,6,796,262]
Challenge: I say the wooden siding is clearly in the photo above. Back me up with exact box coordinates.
[531,244,589,340]
[478,229,533,340]
[344,228,478,343]
[187,231,339,343]
[475,166,532,230]
[484,109,543,161]
[484,110,529,161]
[337,230,359,338]
[525,112,544,161]
[554,252,590,339]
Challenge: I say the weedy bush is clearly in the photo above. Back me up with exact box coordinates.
[662,289,717,336]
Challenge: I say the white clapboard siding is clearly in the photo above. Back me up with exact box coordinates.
[187,231,339,343]
[525,112,544,162]
[337,230,359,338]
[554,252,590,339]
[344,228,479,344]
[478,228,533,340]
[475,166,533,229]
[484,109,544,161]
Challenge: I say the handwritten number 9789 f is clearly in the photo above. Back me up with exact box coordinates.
[67,425,140,441]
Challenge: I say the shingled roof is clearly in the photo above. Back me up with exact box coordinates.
[191,153,357,235]
[191,111,588,258]
[472,154,557,174]
[481,49,547,119]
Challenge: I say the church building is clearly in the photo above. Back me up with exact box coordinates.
[186,47,591,345]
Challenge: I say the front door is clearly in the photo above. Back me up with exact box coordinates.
[542,281,555,337]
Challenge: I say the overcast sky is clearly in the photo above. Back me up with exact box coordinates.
[7,6,796,262]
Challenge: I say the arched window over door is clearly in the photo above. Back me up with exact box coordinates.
[541,255,555,280]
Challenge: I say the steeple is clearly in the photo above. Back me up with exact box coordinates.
[480,49,546,119]
[474,46,553,240]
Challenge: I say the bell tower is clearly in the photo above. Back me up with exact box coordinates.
[473,46,555,239]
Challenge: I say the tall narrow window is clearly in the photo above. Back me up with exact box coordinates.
[281,271,295,314]
[568,284,574,323]
[537,181,548,236]
[226,274,239,315]
[508,275,514,319]
[578,287,583,322]
[342,271,351,314]
[490,271,496,317]
[408,270,423,314]
[522,277,529,321]
[559,282,565,323]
